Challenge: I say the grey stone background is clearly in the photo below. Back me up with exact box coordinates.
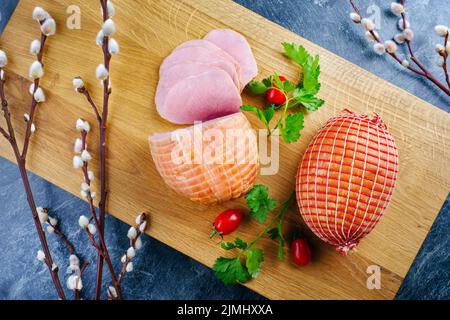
[0,0,449,299]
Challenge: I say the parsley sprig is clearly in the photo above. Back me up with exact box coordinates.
[213,186,295,285]
[241,43,325,144]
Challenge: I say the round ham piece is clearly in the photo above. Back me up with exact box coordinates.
[149,112,259,204]
[296,110,399,255]
[159,46,242,90]
[157,69,242,124]
[204,29,258,86]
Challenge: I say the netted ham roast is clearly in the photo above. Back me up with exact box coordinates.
[296,110,399,255]
[150,112,259,204]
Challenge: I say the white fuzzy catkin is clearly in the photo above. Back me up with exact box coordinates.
[73,156,84,169]
[108,286,118,299]
[102,19,116,36]
[139,221,147,232]
[435,44,445,54]
[75,118,90,132]
[108,38,120,55]
[397,18,410,31]
[361,18,375,31]
[127,247,136,259]
[135,213,144,225]
[402,59,410,68]
[49,217,58,226]
[96,64,109,81]
[29,61,44,79]
[126,262,133,273]
[384,40,397,53]
[135,237,142,250]
[37,250,46,262]
[81,150,92,162]
[0,50,8,68]
[127,227,137,240]
[390,3,404,16]
[32,7,48,21]
[67,275,83,290]
[74,138,83,153]
[47,225,55,234]
[78,215,89,229]
[350,12,361,23]
[40,18,56,36]
[365,30,379,42]
[37,207,48,223]
[88,171,95,181]
[34,87,45,103]
[69,254,80,267]
[120,255,127,263]
[373,43,386,55]
[394,33,405,44]
[96,30,105,46]
[73,77,84,90]
[30,39,41,55]
[24,113,30,122]
[81,182,90,192]
[29,83,36,95]
[435,25,449,37]
[403,28,414,41]
[90,191,97,199]
[30,123,36,134]
[107,1,115,17]
[0,70,4,80]
[87,224,97,235]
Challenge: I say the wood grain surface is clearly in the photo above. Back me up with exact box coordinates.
[1,0,449,299]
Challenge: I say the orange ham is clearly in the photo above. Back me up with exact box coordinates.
[296,110,399,255]
[149,112,259,204]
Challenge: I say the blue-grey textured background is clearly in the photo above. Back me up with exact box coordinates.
[0,0,449,300]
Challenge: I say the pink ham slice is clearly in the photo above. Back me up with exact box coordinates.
[156,64,225,112]
[204,29,258,86]
[159,46,242,90]
[157,69,242,124]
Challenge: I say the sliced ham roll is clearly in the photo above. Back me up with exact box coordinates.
[159,46,242,90]
[149,112,259,204]
[204,29,258,86]
[157,69,242,124]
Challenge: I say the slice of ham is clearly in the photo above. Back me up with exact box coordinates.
[157,69,242,124]
[156,64,225,111]
[149,112,259,204]
[204,29,258,86]
[159,46,242,90]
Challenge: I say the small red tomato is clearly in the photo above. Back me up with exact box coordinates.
[210,209,243,238]
[266,89,286,105]
[291,239,311,266]
[265,75,287,105]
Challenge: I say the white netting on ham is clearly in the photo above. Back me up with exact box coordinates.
[296,110,399,255]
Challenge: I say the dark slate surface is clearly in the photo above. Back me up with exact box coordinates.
[0,0,449,300]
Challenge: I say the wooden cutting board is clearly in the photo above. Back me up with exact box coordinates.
[1,0,449,300]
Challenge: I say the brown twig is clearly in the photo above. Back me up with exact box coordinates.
[349,0,450,96]
[0,17,68,298]
[442,32,450,88]
[43,208,75,255]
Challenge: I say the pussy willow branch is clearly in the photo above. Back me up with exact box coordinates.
[96,0,112,298]
[0,64,66,299]
[79,130,123,300]
[349,0,450,96]
[117,213,147,285]
[42,208,75,255]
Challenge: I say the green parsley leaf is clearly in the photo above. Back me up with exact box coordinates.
[293,89,325,112]
[247,80,269,95]
[244,185,277,223]
[213,257,250,285]
[246,248,264,278]
[221,237,248,250]
[263,107,275,124]
[267,227,279,240]
[280,113,305,144]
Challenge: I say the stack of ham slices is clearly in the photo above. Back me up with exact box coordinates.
[156,29,258,124]
[150,29,260,204]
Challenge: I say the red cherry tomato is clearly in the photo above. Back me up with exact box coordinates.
[265,75,287,105]
[210,209,243,238]
[291,239,311,266]
[266,89,286,105]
